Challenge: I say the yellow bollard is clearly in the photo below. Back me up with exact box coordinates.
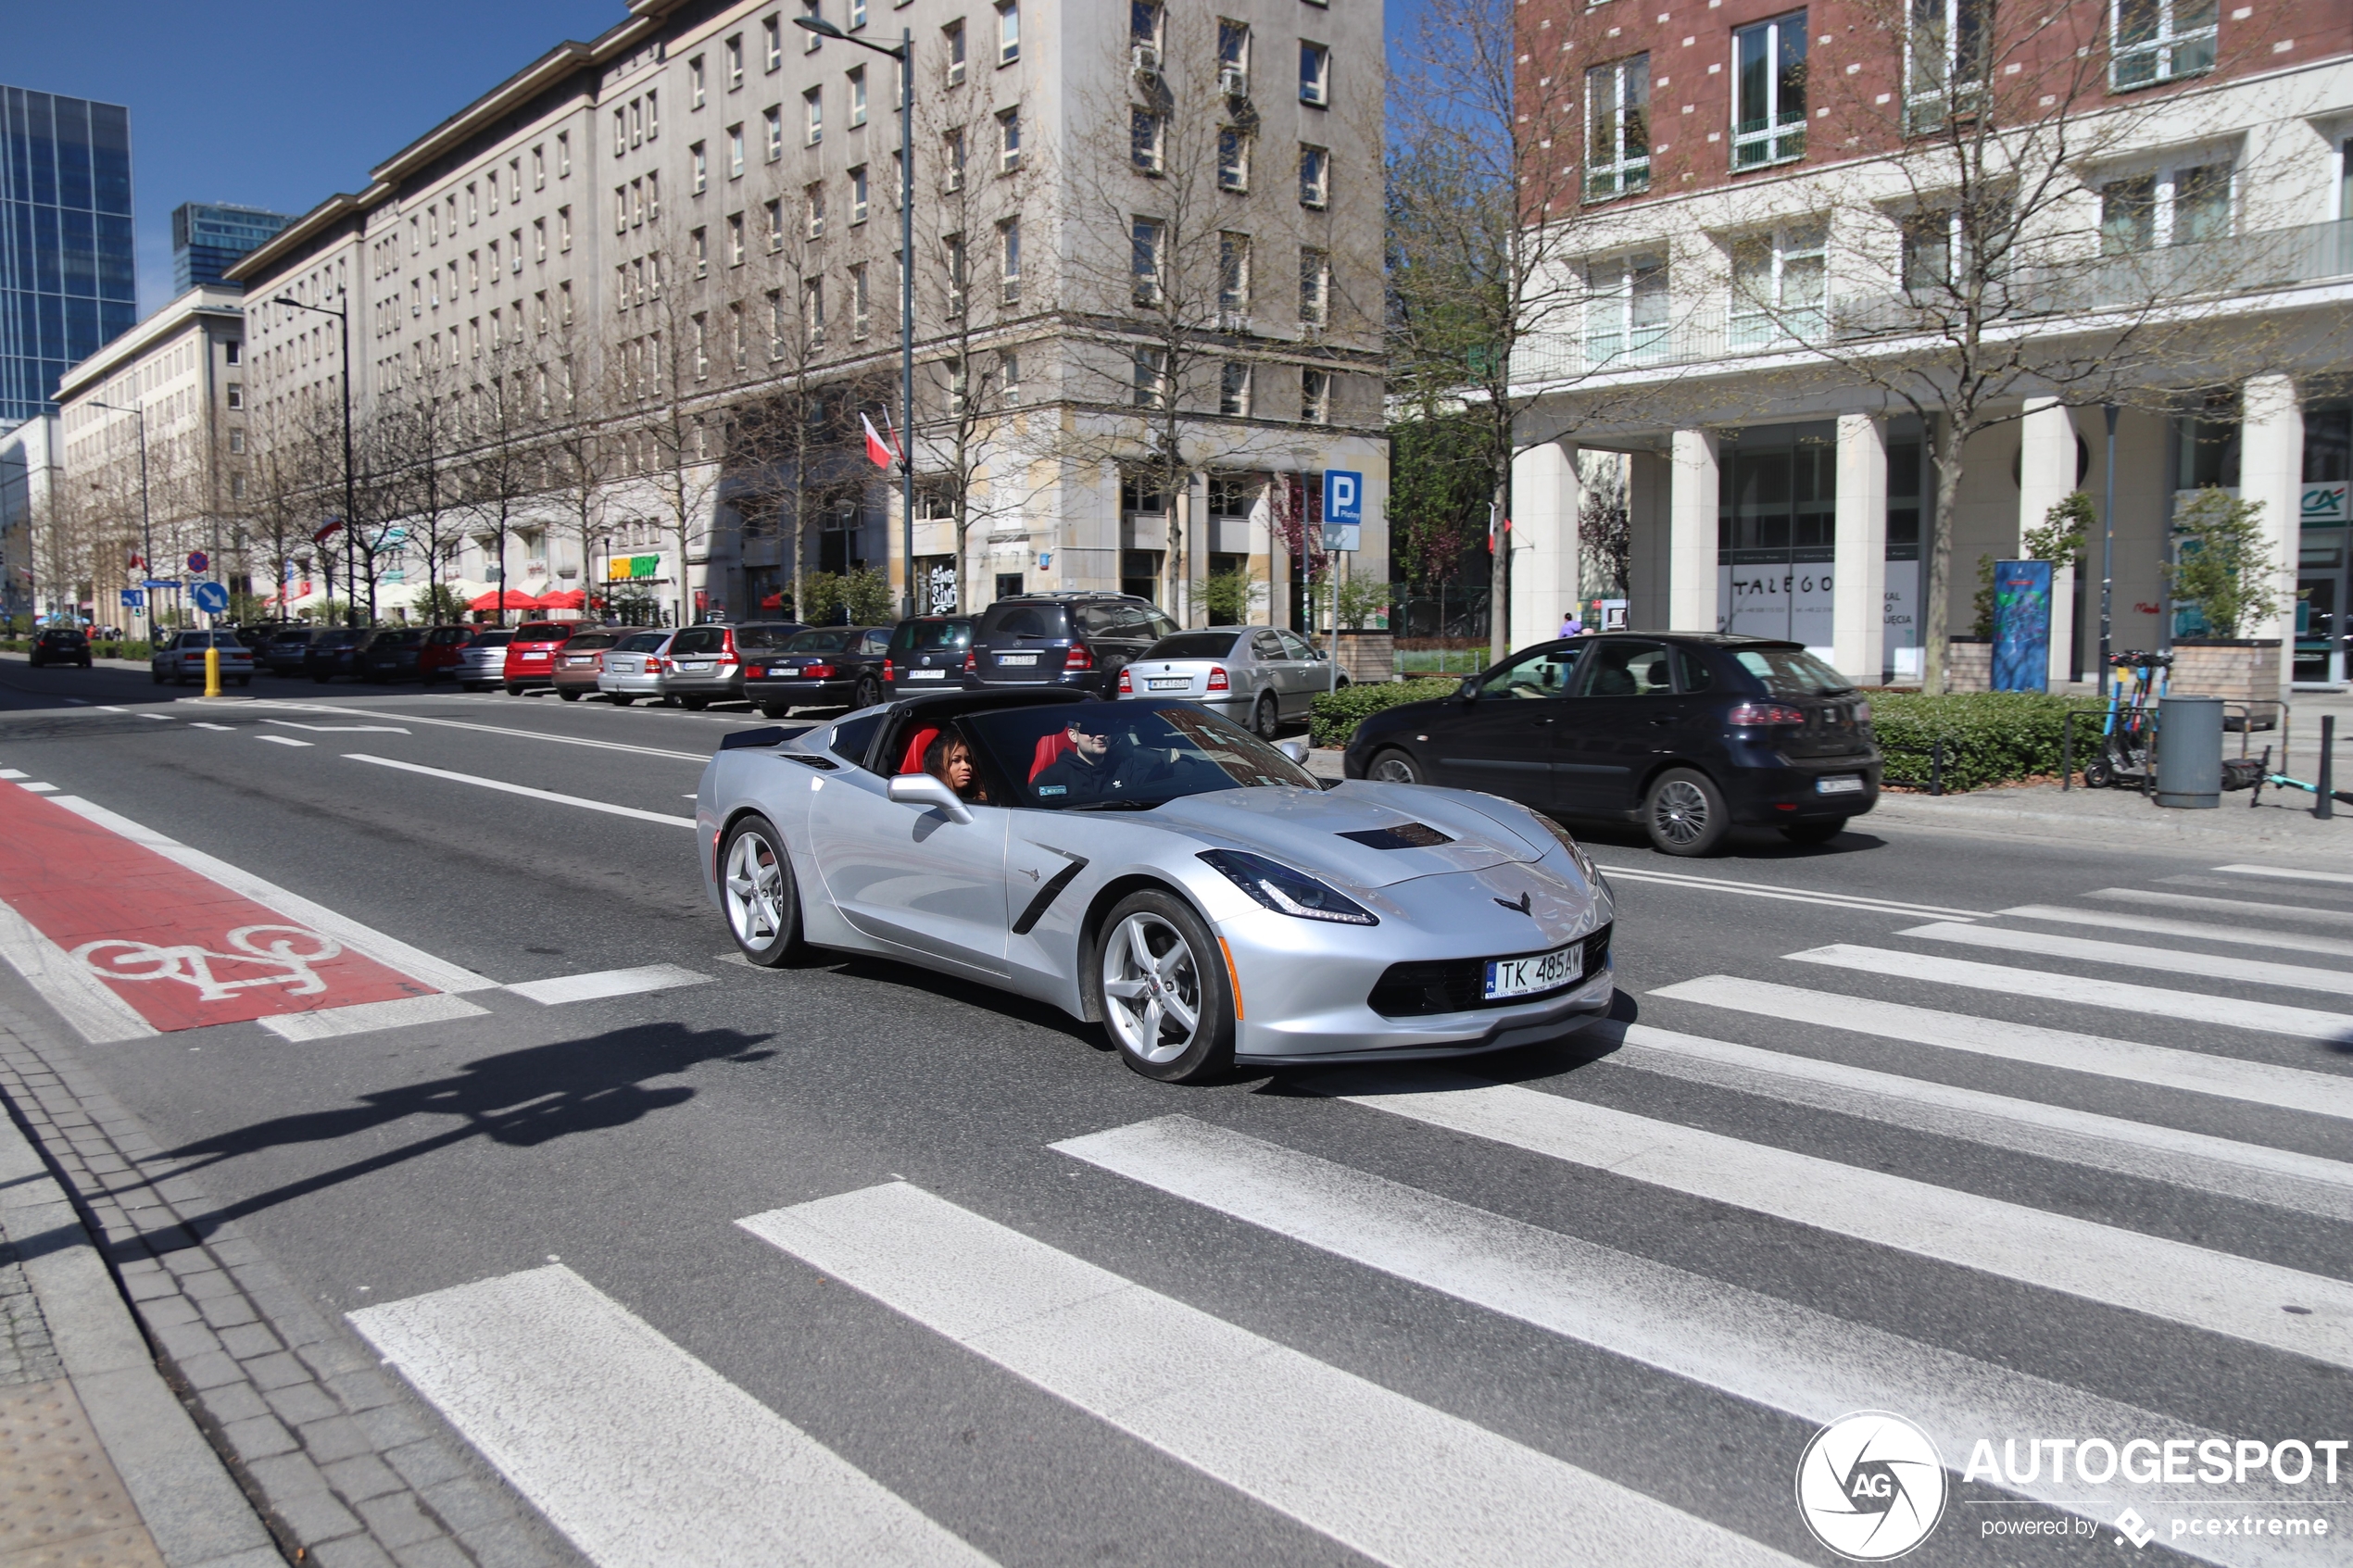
[204,644,220,697]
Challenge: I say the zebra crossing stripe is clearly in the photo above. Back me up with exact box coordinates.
[2092,887,2353,930]
[348,1265,993,1568]
[1900,922,2353,997]
[1600,1022,2353,1222]
[1998,903,2353,960]
[739,1182,1804,1568]
[1313,1071,2353,1370]
[1782,946,2353,1043]
[1053,1114,2303,1567]
[1649,975,2353,1119]
[2214,864,2353,887]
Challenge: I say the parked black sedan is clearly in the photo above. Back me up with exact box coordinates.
[1342,633,1881,856]
[742,625,893,717]
[304,626,377,683]
[359,626,432,682]
[28,625,93,669]
[260,627,320,676]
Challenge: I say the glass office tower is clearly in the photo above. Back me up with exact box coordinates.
[0,86,136,425]
[172,202,293,292]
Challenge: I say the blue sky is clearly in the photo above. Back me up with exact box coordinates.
[12,1,1426,319]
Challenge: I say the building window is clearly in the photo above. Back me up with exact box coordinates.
[850,166,870,222]
[803,90,822,145]
[945,19,967,85]
[765,13,784,69]
[1584,252,1668,366]
[1299,42,1330,107]
[726,34,745,90]
[646,172,661,220]
[1300,369,1329,424]
[1132,218,1164,305]
[228,428,245,451]
[769,197,786,249]
[1133,2,1164,55]
[849,68,868,128]
[1135,347,1168,408]
[1732,12,1807,169]
[946,232,967,316]
[1585,55,1650,200]
[1298,246,1328,328]
[559,207,572,251]
[944,127,966,192]
[226,383,244,410]
[997,1,1019,64]
[690,56,707,108]
[1220,361,1252,417]
[1218,232,1251,315]
[1218,19,1251,93]
[1298,144,1329,208]
[694,313,710,378]
[1132,109,1164,174]
[1901,210,1960,293]
[1000,348,1021,404]
[1906,0,1991,133]
[849,0,866,28]
[2113,0,2217,88]
[466,183,479,224]
[2101,162,2231,252]
[2172,163,2232,245]
[729,125,746,179]
[2100,177,2156,254]
[1730,223,1827,346]
[728,212,747,266]
[560,280,573,323]
[998,107,1022,171]
[805,278,825,347]
[533,218,547,263]
[1000,217,1021,302]
[557,131,571,177]
[805,182,826,238]
[693,143,709,193]
[1218,128,1251,192]
[852,263,872,337]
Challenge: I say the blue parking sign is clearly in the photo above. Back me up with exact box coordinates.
[1322,470,1362,552]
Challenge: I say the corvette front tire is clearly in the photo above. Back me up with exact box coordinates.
[1097,890,1235,1085]
[720,815,801,966]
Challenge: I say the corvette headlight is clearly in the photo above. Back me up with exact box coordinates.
[1198,850,1378,925]
[1534,813,1604,885]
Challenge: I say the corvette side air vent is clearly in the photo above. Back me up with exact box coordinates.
[722,724,815,750]
[1336,822,1454,850]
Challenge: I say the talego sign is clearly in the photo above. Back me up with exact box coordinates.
[1322,470,1362,552]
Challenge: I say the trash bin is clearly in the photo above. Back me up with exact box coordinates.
[2155,695,2222,809]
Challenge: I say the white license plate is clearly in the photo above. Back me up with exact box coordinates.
[680,661,713,672]
[565,657,592,666]
[1816,775,1865,796]
[997,653,1038,666]
[906,668,947,680]
[1483,942,1583,1001]
[1148,677,1190,691]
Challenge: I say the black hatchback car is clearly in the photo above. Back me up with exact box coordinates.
[965,594,1177,697]
[260,627,319,676]
[304,627,376,683]
[28,625,92,668]
[884,615,974,696]
[744,625,893,717]
[1343,633,1881,856]
[359,627,431,682]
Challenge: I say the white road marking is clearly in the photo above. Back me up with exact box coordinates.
[43,795,498,995]
[249,700,707,762]
[138,713,170,721]
[17,783,55,793]
[1785,944,2353,1042]
[1901,921,2353,997]
[1651,975,2353,1120]
[258,994,489,1041]
[1597,1021,2353,1219]
[1998,903,2353,959]
[506,965,711,1006]
[1053,1115,2297,1562]
[0,771,22,779]
[2090,886,2353,929]
[1319,1072,2353,1370]
[740,1182,1800,1568]
[1583,860,1988,920]
[254,735,311,748]
[190,722,233,732]
[344,755,698,828]
[348,1265,990,1568]
[0,897,155,1043]
[2216,864,2353,886]
[263,719,411,734]
[95,706,125,712]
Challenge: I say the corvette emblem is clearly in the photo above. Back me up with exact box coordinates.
[1495,891,1533,915]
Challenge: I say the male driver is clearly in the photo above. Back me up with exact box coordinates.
[1031,711,1127,802]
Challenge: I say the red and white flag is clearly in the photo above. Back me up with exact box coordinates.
[312,519,346,546]
[862,413,899,470]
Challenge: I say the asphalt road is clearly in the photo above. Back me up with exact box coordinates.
[1,656,2348,1567]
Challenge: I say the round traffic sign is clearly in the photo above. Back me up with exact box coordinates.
[187,551,209,572]
[193,582,231,615]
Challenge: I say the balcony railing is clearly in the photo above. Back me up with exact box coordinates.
[1514,217,2353,388]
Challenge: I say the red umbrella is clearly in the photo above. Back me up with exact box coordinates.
[469,589,542,611]
[537,588,586,610]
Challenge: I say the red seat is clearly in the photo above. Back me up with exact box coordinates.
[1029,730,1076,782]
[898,725,942,775]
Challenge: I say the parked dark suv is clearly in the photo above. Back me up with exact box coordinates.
[964,594,1177,697]
[28,625,92,669]
[1342,633,1881,857]
[883,615,974,696]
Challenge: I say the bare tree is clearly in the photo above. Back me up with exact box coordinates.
[535,318,617,621]
[454,329,549,623]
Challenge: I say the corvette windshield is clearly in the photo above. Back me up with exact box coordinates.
[964,701,1318,809]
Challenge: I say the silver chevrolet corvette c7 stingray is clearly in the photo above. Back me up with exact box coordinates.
[696,688,1615,1083]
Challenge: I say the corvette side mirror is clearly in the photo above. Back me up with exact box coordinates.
[1277,737,1308,763]
[887,772,975,824]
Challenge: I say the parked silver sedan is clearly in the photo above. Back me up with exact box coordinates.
[455,628,513,691]
[150,630,255,687]
[597,630,674,705]
[1116,626,1343,739]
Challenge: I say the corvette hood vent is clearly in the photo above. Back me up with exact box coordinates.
[1336,822,1454,850]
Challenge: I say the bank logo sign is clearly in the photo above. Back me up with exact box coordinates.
[1796,1411,1949,1560]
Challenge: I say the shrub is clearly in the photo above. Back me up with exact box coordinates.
[1869,690,2107,792]
[1309,678,1458,747]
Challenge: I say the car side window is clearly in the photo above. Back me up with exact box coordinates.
[1277,630,1315,661]
[830,711,887,770]
[673,628,721,655]
[1252,632,1286,661]
[1576,640,1675,697]
[863,630,889,655]
[1477,645,1580,699]
[1674,647,1715,692]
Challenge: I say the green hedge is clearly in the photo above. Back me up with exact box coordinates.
[1310,678,1460,747]
[1869,691,2108,792]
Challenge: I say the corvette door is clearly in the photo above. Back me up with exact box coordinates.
[809,771,1011,977]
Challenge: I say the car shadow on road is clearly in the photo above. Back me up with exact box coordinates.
[1572,822,1894,862]
[129,1022,777,1247]
[1250,991,1636,1098]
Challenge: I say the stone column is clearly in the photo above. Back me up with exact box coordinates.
[2018,397,2079,684]
[1627,449,1669,629]
[1831,413,1888,685]
[1509,438,1582,646]
[1668,428,1719,633]
[2240,373,2303,703]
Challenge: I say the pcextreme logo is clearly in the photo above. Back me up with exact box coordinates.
[1796,1411,1950,1561]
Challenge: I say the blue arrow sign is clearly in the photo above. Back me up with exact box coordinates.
[193,582,231,615]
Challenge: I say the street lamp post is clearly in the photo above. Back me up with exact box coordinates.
[272,289,359,626]
[87,398,152,634]
[2100,403,2118,701]
[797,16,915,619]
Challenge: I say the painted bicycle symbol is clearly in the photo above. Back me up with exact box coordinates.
[73,925,342,1003]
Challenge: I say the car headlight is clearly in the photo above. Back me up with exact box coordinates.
[1198,849,1378,925]
[1533,813,1604,885]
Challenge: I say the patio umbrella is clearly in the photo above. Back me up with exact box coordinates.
[537,588,586,610]
[469,588,542,612]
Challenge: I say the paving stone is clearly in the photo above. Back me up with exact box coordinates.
[120,1268,178,1301]
[355,1492,447,1551]
[270,1486,362,1543]
[298,1414,376,1465]
[180,1269,242,1303]
[244,1450,333,1500]
[199,1380,272,1426]
[354,1403,433,1451]
[199,1292,263,1332]
[312,1536,403,1568]
[419,1477,514,1536]
[297,1339,372,1380]
[172,1348,246,1392]
[460,1514,570,1568]
[218,1321,283,1360]
[220,1413,297,1461]
[135,1293,201,1328]
[326,1369,401,1413]
[263,1380,341,1427]
[241,1351,311,1392]
[321,1451,406,1505]
[383,1439,468,1494]
[149,1318,222,1361]
[391,1536,473,1568]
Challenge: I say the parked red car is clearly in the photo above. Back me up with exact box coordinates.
[501,621,579,694]
[419,624,477,683]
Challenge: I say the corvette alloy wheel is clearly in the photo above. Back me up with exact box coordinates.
[721,824,797,963]
[1101,911,1203,1066]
